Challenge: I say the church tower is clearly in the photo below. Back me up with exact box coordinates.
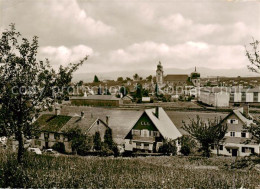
[156,61,164,85]
[190,67,200,87]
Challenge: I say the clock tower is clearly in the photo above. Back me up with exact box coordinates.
[156,61,164,85]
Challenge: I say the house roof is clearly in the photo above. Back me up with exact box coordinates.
[164,74,188,82]
[70,95,121,101]
[61,114,104,134]
[233,108,253,126]
[34,114,72,133]
[144,107,182,140]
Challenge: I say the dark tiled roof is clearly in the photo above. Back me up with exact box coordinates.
[164,74,189,81]
[34,114,72,133]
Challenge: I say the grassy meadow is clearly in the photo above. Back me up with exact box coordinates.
[0,150,260,188]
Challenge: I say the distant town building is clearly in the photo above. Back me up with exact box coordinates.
[190,67,201,87]
[70,95,123,107]
[198,87,230,107]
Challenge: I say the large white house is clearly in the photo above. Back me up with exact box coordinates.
[211,107,260,157]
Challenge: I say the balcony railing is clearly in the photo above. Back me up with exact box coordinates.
[132,136,155,142]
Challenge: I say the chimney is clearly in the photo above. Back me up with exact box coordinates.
[81,111,85,119]
[243,104,249,118]
[155,107,159,118]
[106,115,110,126]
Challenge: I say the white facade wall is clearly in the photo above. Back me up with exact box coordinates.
[234,93,241,102]
[246,93,254,102]
[198,90,229,107]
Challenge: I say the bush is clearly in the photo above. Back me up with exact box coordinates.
[52,142,65,153]
[179,136,196,156]
[158,139,177,155]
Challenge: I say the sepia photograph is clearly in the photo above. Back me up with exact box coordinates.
[0,0,260,188]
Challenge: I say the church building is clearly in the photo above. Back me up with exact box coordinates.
[155,61,200,87]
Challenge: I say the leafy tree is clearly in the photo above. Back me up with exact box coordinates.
[179,135,196,156]
[0,24,87,163]
[247,122,260,144]
[120,86,128,97]
[77,80,84,86]
[135,83,143,99]
[65,128,92,154]
[117,77,123,82]
[104,128,113,149]
[93,131,102,151]
[182,116,227,157]
[126,77,132,81]
[246,39,260,74]
[133,73,139,80]
[245,39,260,144]
[146,75,152,82]
[93,75,100,83]
[158,139,177,155]
[155,83,159,97]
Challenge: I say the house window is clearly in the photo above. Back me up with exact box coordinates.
[44,133,49,139]
[54,133,60,140]
[241,132,246,138]
[136,142,141,147]
[154,131,160,137]
[219,145,223,151]
[132,130,141,136]
[230,132,235,137]
[97,120,100,125]
[251,148,255,154]
[211,144,214,150]
[144,143,149,147]
[242,147,246,153]
[229,119,238,124]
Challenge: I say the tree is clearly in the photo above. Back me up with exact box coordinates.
[146,75,152,82]
[93,131,102,151]
[117,77,123,82]
[135,83,143,99]
[133,73,139,81]
[245,39,260,144]
[93,75,100,83]
[65,128,92,154]
[182,116,227,157]
[104,128,113,149]
[179,135,196,156]
[247,121,260,144]
[120,86,128,97]
[0,24,87,163]
[77,80,84,86]
[158,139,177,155]
[246,39,260,74]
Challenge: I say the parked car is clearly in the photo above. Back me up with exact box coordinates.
[28,147,42,155]
[43,149,59,156]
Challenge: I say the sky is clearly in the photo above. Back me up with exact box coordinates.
[1,0,260,81]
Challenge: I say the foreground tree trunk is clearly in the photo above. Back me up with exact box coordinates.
[17,125,24,163]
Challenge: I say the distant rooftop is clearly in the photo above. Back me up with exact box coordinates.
[71,95,121,101]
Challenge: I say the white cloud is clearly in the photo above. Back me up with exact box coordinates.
[38,45,96,70]
[107,41,247,71]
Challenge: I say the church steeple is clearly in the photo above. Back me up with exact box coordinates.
[156,61,164,85]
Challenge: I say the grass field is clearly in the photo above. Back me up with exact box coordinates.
[1,150,260,188]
